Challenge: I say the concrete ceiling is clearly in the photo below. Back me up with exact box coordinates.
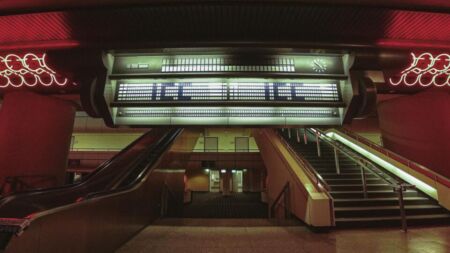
[0,3,448,52]
[0,0,449,14]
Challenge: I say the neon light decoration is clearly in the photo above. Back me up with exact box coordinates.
[389,52,450,87]
[0,53,68,88]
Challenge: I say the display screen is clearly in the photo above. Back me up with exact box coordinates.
[111,54,346,76]
[116,82,341,103]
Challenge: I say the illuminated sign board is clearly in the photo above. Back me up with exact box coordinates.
[389,52,450,87]
[115,106,342,126]
[104,51,351,126]
[116,82,341,104]
[111,54,345,76]
[0,53,70,88]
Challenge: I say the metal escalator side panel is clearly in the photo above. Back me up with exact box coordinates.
[0,128,178,218]
[2,128,183,253]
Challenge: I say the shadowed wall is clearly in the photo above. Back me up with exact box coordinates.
[0,92,75,192]
[378,90,450,178]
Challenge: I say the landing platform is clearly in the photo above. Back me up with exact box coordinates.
[153,218,303,227]
[117,219,450,253]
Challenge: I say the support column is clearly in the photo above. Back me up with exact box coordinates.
[0,92,75,193]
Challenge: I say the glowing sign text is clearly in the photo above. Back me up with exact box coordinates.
[0,53,68,88]
[389,53,450,87]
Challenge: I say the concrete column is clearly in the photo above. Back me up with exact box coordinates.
[0,92,75,193]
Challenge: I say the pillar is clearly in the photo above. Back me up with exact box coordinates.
[0,91,75,193]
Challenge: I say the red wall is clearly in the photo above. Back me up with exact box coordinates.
[377,90,450,178]
[0,92,75,192]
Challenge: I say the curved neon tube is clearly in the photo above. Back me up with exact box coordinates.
[0,53,68,88]
[389,52,450,87]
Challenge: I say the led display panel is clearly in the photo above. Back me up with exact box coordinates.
[115,82,341,104]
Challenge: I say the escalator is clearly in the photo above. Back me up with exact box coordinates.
[0,128,182,253]
[279,128,450,228]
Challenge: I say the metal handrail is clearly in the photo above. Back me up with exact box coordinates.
[269,182,290,219]
[337,127,450,184]
[277,129,335,225]
[308,128,415,231]
[183,189,193,204]
[308,128,407,188]
[276,130,332,193]
[161,183,177,217]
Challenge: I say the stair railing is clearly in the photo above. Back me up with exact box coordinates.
[269,182,290,219]
[161,183,176,217]
[279,129,331,193]
[278,129,335,225]
[307,128,415,232]
[337,127,450,187]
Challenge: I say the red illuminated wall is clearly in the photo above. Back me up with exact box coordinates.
[377,90,450,178]
[0,91,75,192]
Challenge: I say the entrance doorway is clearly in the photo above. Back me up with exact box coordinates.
[232,170,243,193]
[209,170,220,192]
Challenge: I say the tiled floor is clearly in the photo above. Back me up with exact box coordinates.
[116,219,450,253]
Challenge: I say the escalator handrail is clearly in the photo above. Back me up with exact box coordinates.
[0,128,181,237]
[308,128,413,188]
[0,129,157,202]
[0,128,170,216]
[336,127,450,185]
[108,129,177,190]
[85,128,182,199]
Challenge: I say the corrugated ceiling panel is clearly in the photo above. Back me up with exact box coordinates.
[0,4,448,49]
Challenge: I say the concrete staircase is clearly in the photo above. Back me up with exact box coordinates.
[180,192,268,219]
[281,130,450,228]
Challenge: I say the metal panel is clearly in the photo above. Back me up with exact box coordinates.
[0,5,449,50]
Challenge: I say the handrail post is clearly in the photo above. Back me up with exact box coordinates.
[268,206,272,218]
[360,164,368,198]
[334,147,341,175]
[397,184,408,232]
[269,182,291,220]
[315,132,321,157]
[296,128,300,143]
[303,128,308,144]
[287,128,291,139]
[284,183,291,219]
[161,185,167,216]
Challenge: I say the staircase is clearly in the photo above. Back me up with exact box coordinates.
[280,129,450,228]
[181,192,268,218]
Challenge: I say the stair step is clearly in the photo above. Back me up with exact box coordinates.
[322,172,377,176]
[336,213,450,222]
[316,168,362,173]
[280,131,450,228]
[331,190,419,199]
[335,204,442,211]
[329,184,394,191]
[333,197,435,207]
[335,214,450,228]
[334,203,448,218]
[333,197,429,202]
[329,183,391,187]
[326,179,385,184]
[330,185,392,192]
